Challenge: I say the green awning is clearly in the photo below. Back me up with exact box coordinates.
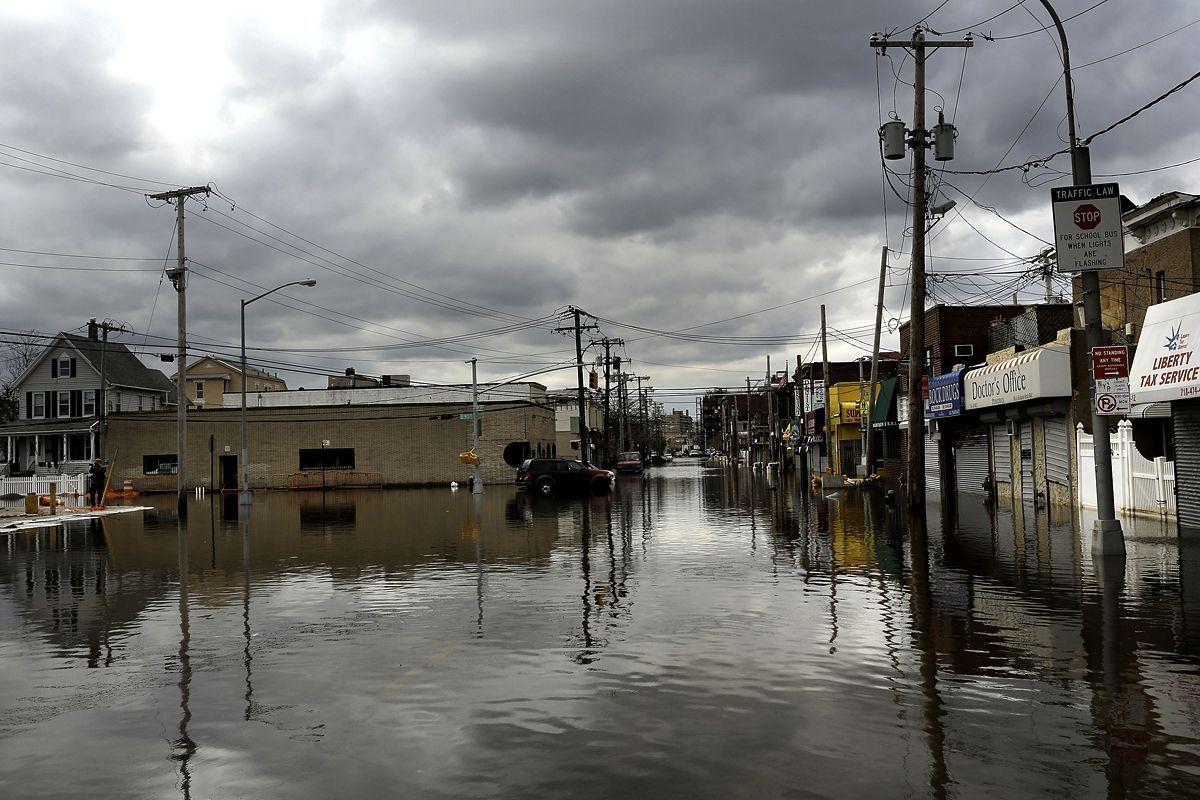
[870,377,898,424]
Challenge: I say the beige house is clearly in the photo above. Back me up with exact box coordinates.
[181,356,286,408]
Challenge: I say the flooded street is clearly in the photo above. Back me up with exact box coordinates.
[2,463,1199,798]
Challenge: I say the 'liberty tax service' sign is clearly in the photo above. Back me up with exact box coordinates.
[965,347,1072,411]
[1130,293,1200,404]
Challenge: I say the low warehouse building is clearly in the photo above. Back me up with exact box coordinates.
[107,399,556,492]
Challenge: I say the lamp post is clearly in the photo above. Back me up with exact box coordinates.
[240,279,316,505]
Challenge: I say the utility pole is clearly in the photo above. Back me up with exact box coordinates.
[745,377,753,466]
[796,351,806,475]
[1036,0,1123,553]
[617,369,627,452]
[470,358,483,494]
[866,246,888,476]
[148,185,210,516]
[635,376,650,454]
[820,304,831,474]
[870,29,971,518]
[598,338,622,466]
[89,318,125,462]
[766,356,774,465]
[555,307,599,466]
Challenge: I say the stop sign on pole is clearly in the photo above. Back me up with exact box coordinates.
[1051,183,1124,272]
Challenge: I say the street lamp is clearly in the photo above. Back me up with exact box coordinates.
[240,278,316,504]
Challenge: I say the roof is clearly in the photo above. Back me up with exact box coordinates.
[0,417,96,436]
[1123,191,1199,229]
[59,333,177,400]
[187,355,279,382]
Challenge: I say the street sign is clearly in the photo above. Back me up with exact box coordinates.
[1094,377,1131,415]
[1091,345,1129,379]
[1051,183,1125,272]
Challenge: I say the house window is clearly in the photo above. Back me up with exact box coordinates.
[114,392,121,412]
[1155,270,1167,303]
[299,448,355,470]
[194,380,204,403]
[83,390,96,416]
[57,357,71,378]
[923,348,933,371]
[32,392,45,418]
[58,393,70,417]
[138,395,144,411]
[143,454,179,475]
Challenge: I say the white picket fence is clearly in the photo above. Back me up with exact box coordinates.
[0,473,88,499]
[1077,421,1176,517]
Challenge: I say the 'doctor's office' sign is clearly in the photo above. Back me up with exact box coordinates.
[964,346,1072,411]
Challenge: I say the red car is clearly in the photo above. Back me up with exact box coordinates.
[615,451,644,474]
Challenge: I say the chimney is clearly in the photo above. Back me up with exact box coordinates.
[87,319,99,341]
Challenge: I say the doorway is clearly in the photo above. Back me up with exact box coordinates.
[219,455,238,492]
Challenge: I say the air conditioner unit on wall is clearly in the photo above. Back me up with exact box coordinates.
[954,344,974,357]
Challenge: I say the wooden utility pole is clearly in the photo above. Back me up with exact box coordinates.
[796,351,806,474]
[745,377,752,465]
[89,318,125,462]
[869,30,972,518]
[148,185,210,516]
[555,308,599,466]
[597,338,622,466]
[820,304,831,474]
[865,246,888,475]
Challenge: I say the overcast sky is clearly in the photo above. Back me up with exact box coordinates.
[1,0,1197,410]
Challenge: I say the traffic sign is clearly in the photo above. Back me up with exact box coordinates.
[1094,377,1130,416]
[1051,183,1125,272]
[1091,345,1129,379]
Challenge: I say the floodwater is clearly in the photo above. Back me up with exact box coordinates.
[1,464,1199,799]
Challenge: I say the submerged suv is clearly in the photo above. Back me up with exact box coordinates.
[516,458,614,496]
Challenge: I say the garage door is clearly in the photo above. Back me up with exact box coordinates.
[1043,416,1070,487]
[991,424,1011,485]
[955,432,990,496]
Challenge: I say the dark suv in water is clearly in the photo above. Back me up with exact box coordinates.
[516,458,614,496]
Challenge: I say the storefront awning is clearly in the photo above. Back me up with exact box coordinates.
[871,377,897,425]
[964,345,1071,411]
[925,368,968,419]
[1129,291,1200,405]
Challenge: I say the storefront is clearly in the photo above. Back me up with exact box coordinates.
[926,368,989,497]
[870,376,902,475]
[1130,291,1200,531]
[964,345,1074,506]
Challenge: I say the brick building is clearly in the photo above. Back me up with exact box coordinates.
[1088,192,1200,340]
[107,399,556,492]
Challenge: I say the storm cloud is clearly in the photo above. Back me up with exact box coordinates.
[0,0,1197,402]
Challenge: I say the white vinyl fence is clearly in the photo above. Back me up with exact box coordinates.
[0,473,88,500]
[1077,421,1175,517]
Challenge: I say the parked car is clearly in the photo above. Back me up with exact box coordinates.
[516,458,613,496]
[615,451,644,474]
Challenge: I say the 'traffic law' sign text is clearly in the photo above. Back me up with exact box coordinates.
[1051,183,1125,272]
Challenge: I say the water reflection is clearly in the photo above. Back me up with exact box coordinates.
[0,468,1198,798]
